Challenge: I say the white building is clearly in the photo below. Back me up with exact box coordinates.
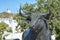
[0,18,23,40]
[6,8,11,13]
[0,18,17,32]
[0,10,23,40]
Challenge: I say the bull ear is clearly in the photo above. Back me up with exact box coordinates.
[44,13,51,20]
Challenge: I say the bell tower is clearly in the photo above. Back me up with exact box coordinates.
[7,8,11,13]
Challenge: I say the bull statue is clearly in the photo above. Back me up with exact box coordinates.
[19,6,51,40]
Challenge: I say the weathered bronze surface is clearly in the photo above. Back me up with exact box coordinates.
[20,11,51,40]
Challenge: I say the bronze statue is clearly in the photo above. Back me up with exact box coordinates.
[29,13,51,40]
[19,6,51,40]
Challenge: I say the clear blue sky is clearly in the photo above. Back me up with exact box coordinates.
[0,0,36,13]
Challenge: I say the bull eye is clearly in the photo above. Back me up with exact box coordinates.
[35,30,38,33]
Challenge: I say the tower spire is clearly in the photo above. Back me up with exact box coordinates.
[19,4,21,15]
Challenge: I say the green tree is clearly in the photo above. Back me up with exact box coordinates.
[0,22,8,40]
[13,13,29,32]
[6,27,12,32]
[22,3,35,12]
[0,12,12,18]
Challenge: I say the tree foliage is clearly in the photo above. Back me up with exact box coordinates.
[13,13,29,31]
[22,3,35,12]
[0,22,8,40]
[0,22,8,33]
[0,12,13,18]
[6,27,12,32]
